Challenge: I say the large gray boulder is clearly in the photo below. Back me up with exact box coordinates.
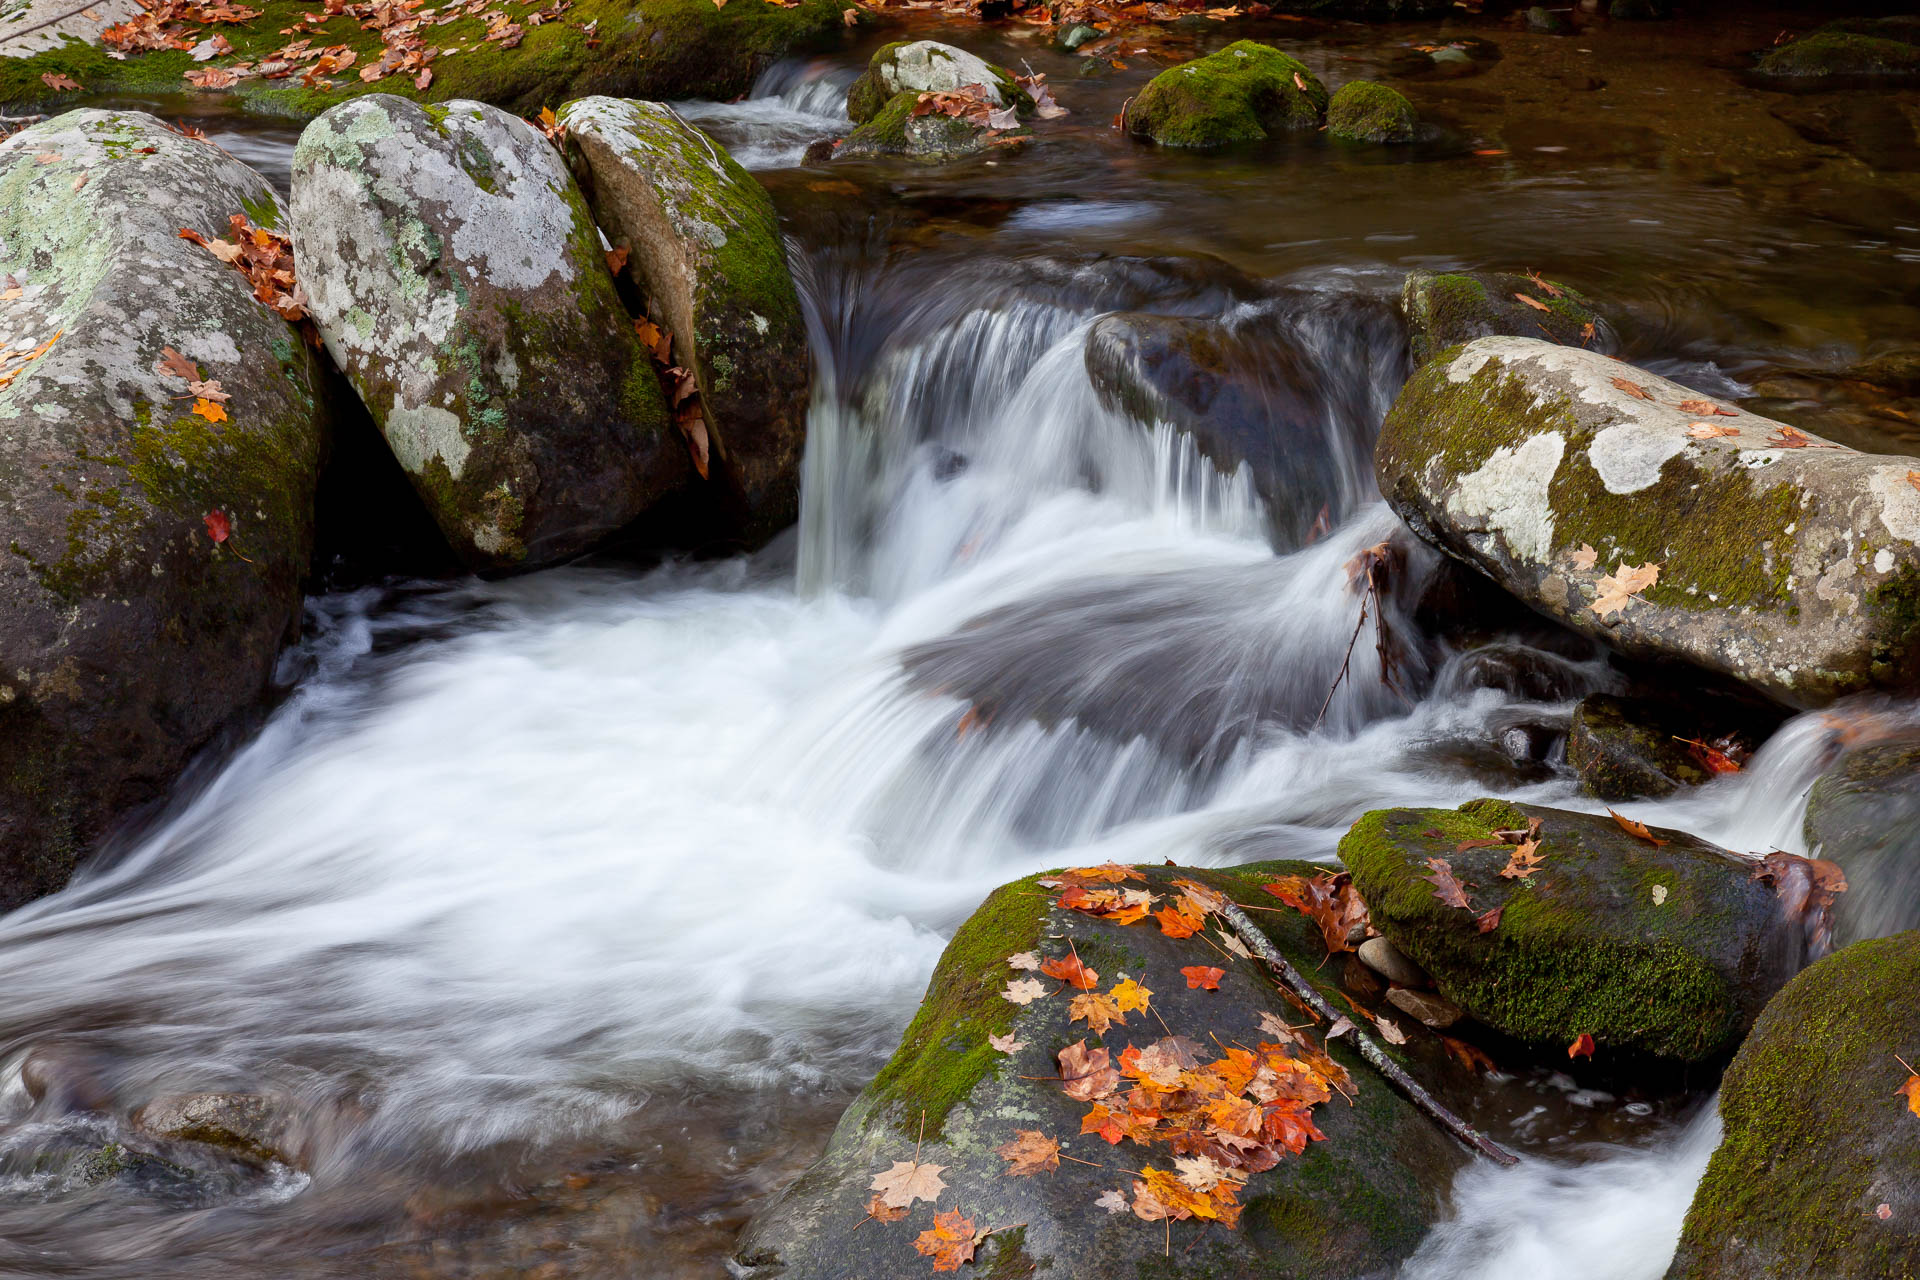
[291,96,683,572]
[1377,337,1920,708]
[0,109,327,910]
[738,861,1467,1278]
[559,97,809,543]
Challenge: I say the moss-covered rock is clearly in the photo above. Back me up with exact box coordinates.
[1566,694,1714,800]
[737,861,1469,1278]
[1755,19,1920,80]
[837,88,1024,162]
[1401,269,1613,367]
[291,95,684,571]
[844,39,1027,126]
[560,97,809,544]
[1126,40,1329,148]
[0,110,327,911]
[1666,932,1920,1279]
[1376,337,1920,708]
[1803,736,1920,946]
[1339,799,1802,1061]
[0,0,858,118]
[1326,80,1417,143]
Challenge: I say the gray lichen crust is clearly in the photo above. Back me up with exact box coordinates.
[0,109,327,909]
[291,94,682,572]
[1376,336,1920,707]
[559,97,810,543]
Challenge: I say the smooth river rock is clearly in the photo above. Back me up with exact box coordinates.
[292,95,683,572]
[1377,337,1920,708]
[0,109,327,910]
[559,96,809,542]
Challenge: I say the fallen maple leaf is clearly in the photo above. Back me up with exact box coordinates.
[157,347,198,380]
[32,153,60,164]
[192,397,228,422]
[1263,870,1369,954]
[41,73,82,91]
[988,1032,1024,1053]
[1420,857,1472,911]
[1058,1040,1119,1101]
[1608,809,1667,846]
[1908,470,1920,496]
[1899,1067,1920,1118]
[1040,954,1098,990]
[1292,70,1307,91]
[1475,905,1503,933]
[1069,989,1125,1034]
[605,244,629,275]
[1526,270,1563,298]
[1374,1015,1408,1045]
[1095,1188,1129,1213]
[204,510,231,544]
[1514,293,1549,312]
[1611,376,1654,400]
[1676,399,1736,417]
[1592,561,1659,619]
[1153,902,1203,938]
[1568,543,1598,570]
[1180,965,1224,990]
[996,1129,1060,1175]
[870,1158,946,1209]
[1001,977,1047,1005]
[913,1208,978,1272]
[1499,840,1545,879]
[1110,976,1153,1013]
[1219,929,1252,959]
[1173,1154,1233,1193]
[1005,951,1040,971]
[1687,422,1740,439]
[1568,1033,1596,1060]
[863,1193,907,1223]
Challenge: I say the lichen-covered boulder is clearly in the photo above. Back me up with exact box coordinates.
[737,862,1468,1278]
[844,40,1026,125]
[1804,736,1920,946]
[837,89,1029,162]
[1667,931,1920,1279]
[0,110,327,911]
[1754,18,1920,80]
[1377,337,1920,708]
[291,95,682,572]
[1126,41,1329,148]
[559,97,809,543]
[1401,269,1614,366]
[1327,81,1417,143]
[1339,799,1802,1060]
[1081,295,1402,547]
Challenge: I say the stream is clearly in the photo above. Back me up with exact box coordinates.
[6,6,1920,1277]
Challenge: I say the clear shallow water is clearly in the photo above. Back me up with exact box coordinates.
[10,9,1920,1276]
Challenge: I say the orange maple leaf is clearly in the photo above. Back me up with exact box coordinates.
[913,1208,978,1272]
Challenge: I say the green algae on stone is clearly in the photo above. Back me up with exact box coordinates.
[1126,40,1328,148]
[1326,80,1417,143]
[737,861,1466,1279]
[1667,932,1920,1280]
[1401,269,1611,367]
[1338,800,1798,1061]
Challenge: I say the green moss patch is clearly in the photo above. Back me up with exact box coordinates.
[1326,80,1415,143]
[1126,40,1327,148]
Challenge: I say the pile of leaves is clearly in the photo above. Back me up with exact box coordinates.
[102,0,262,55]
[179,213,319,343]
[631,309,712,480]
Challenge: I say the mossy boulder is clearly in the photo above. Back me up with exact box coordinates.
[1666,931,1920,1279]
[1566,694,1714,800]
[737,862,1469,1278]
[1803,737,1920,946]
[844,39,1026,126]
[559,97,809,543]
[0,0,858,118]
[1401,269,1613,367]
[1338,799,1802,1061]
[1376,337,1920,708]
[837,89,1026,162]
[0,110,327,911]
[1126,40,1329,148]
[1755,19,1920,81]
[291,95,684,571]
[1327,80,1417,142]
[1081,294,1401,548]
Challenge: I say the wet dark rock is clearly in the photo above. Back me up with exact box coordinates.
[1608,0,1667,19]
[1326,80,1418,143]
[837,89,1017,162]
[737,861,1469,1279]
[1524,5,1571,34]
[72,1141,200,1198]
[1438,641,1603,703]
[1803,735,1920,946]
[800,138,835,166]
[560,96,811,545]
[1377,337,1920,709]
[1339,798,1804,1061]
[1358,936,1431,988]
[1566,694,1715,799]
[20,1045,114,1114]
[1082,292,1406,548]
[291,95,685,573]
[0,110,328,912]
[1401,269,1615,367]
[133,1092,301,1167]
[1667,931,1920,1278]
[1127,41,1329,148]
[1755,18,1920,81]
[1384,986,1463,1029]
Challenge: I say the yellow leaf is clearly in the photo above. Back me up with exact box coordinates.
[1109,976,1153,1015]
[1592,561,1659,619]
[192,398,228,423]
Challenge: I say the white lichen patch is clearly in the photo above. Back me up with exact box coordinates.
[386,403,470,478]
[1444,430,1565,563]
[1868,465,1920,544]
[878,41,1009,104]
[1588,421,1686,494]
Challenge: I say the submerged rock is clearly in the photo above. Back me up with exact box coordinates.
[1339,798,1802,1060]
[133,1092,300,1167]
[1127,41,1329,148]
[844,40,1026,125]
[1326,80,1418,143]
[292,95,683,573]
[1667,931,1920,1278]
[1376,337,1920,708]
[1803,736,1920,945]
[1755,18,1920,80]
[738,862,1468,1278]
[560,97,810,542]
[1401,269,1614,366]
[0,110,327,911]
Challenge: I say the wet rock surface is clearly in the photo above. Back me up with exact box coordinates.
[1339,798,1802,1061]
[133,1092,300,1167]
[0,109,327,912]
[1567,694,1716,799]
[1127,41,1329,147]
[1401,269,1615,367]
[1754,17,1920,81]
[1377,337,1920,708]
[292,95,683,572]
[560,96,810,543]
[1803,734,1920,946]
